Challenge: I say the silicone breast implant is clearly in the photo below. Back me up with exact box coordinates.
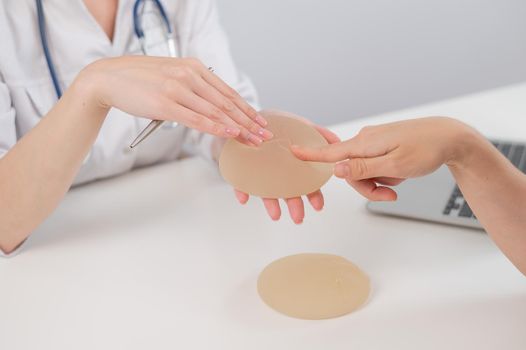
[218,110,334,198]
[257,253,371,320]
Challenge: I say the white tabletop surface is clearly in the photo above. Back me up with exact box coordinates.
[2,83,526,350]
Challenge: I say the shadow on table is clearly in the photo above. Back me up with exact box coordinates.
[25,159,221,252]
[223,284,526,349]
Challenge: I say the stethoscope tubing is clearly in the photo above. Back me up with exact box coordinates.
[36,0,63,99]
[36,0,173,100]
[133,0,172,38]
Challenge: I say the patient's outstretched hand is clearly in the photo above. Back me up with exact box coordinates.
[291,117,474,201]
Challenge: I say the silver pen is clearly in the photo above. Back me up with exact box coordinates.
[129,66,214,149]
[129,120,165,148]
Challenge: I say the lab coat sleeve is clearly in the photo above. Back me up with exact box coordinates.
[0,72,25,257]
[181,0,260,161]
[0,72,16,160]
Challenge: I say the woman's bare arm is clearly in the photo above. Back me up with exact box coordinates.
[0,77,107,253]
[448,132,526,274]
[292,117,526,275]
[0,56,271,254]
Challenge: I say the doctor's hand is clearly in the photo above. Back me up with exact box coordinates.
[291,117,476,201]
[79,56,273,145]
[234,124,341,224]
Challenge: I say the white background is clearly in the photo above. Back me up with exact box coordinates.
[218,0,526,125]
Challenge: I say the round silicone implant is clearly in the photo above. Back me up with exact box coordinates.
[257,253,370,320]
[218,110,334,198]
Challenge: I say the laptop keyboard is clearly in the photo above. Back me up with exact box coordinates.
[443,141,526,218]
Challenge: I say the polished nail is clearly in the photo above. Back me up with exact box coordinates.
[255,114,268,126]
[334,163,349,178]
[258,128,274,140]
[249,134,264,145]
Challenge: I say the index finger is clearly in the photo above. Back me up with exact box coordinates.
[290,137,362,163]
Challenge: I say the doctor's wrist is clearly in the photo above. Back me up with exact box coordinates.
[72,65,112,119]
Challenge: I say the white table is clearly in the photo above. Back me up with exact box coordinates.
[2,83,526,350]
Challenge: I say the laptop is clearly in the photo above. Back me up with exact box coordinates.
[366,140,526,229]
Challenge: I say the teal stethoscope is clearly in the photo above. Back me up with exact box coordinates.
[36,0,180,148]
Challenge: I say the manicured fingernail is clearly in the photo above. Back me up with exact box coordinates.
[334,163,349,178]
[249,134,263,145]
[255,114,268,126]
[226,128,240,136]
[258,128,274,140]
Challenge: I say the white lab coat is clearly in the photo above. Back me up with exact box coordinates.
[0,0,259,256]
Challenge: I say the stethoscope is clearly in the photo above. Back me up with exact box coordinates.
[36,0,181,147]
[36,0,176,100]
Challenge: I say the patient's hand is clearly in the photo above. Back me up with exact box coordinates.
[293,117,526,276]
[233,123,340,224]
[291,117,476,201]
